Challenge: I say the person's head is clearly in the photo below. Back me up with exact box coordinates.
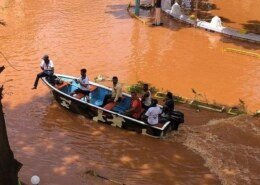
[143,84,149,91]
[112,76,118,85]
[81,68,87,76]
[42,55,49,63]
[131,91,138,99]
[166,92,173,99]
[151,99,158,107]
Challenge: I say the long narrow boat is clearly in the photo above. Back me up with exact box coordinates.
[42,74,184,138]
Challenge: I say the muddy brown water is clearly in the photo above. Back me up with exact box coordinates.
[0,0,259,184]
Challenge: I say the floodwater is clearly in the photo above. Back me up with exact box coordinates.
[210,0,260,33]
[0,0,259,184]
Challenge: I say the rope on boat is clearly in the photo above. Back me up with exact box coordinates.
[223,48,260,59]
[0,51,21,71]
[84,170,126,185]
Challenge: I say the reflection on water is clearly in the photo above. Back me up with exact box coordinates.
[7,100,221,185]
[0,0,259,184]
[210,0,260,33]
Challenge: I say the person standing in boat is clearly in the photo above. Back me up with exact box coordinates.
[144,99,162,125]
[102,76,122,106]
[70,68,90,98]
[32,55,54,89]
[125,91,142,119]
[141,84,152,110]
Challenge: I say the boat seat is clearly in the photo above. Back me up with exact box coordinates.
[75,93,86,100]
[104,102,117,110]
[55,82,69,90]
[73,85,97,100]
[93,99,103,106]
[152,123,165,128]
[112,96,131,114]
[89,85,97,92]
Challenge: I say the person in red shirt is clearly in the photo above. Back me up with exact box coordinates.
[125,91,142,119]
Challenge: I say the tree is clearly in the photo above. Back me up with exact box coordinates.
[0,66,23,185]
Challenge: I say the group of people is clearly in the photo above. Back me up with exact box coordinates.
[33,55,175,126]
[32,55,90,98]
[101,76,175,126]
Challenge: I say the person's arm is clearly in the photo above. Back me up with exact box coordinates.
[49,60,54,71]
[74,76,80,84]
[141,92,149,101]
[126,106,135,113]
[141,110,149,120]
[79,80,88,87]
[79,81,87,87]
[145,109,151,117]
[40,60,44,71]
[159,107,162,114]
[126,100,138,113]
[114,84,122,102]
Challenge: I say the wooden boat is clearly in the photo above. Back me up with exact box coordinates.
[42,74,184,138]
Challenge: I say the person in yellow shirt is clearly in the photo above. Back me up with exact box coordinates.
[102,76,122,107]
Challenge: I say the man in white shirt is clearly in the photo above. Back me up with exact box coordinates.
[32,55,54,89]
[144,99,162,125]
[70,68,90,98]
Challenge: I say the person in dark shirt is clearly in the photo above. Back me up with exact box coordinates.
[162,92,174,117]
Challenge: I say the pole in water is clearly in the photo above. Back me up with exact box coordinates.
[135,0,140,15]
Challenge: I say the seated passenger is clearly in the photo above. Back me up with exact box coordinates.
[70,68,90,99]
[125,91,142,119]
[32,55,54,89]
[144,99,162,125]
[102,76,122,106]
[162,92,174,118]
[141,84,152,110]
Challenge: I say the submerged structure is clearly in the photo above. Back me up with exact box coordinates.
[162,2,260,43]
